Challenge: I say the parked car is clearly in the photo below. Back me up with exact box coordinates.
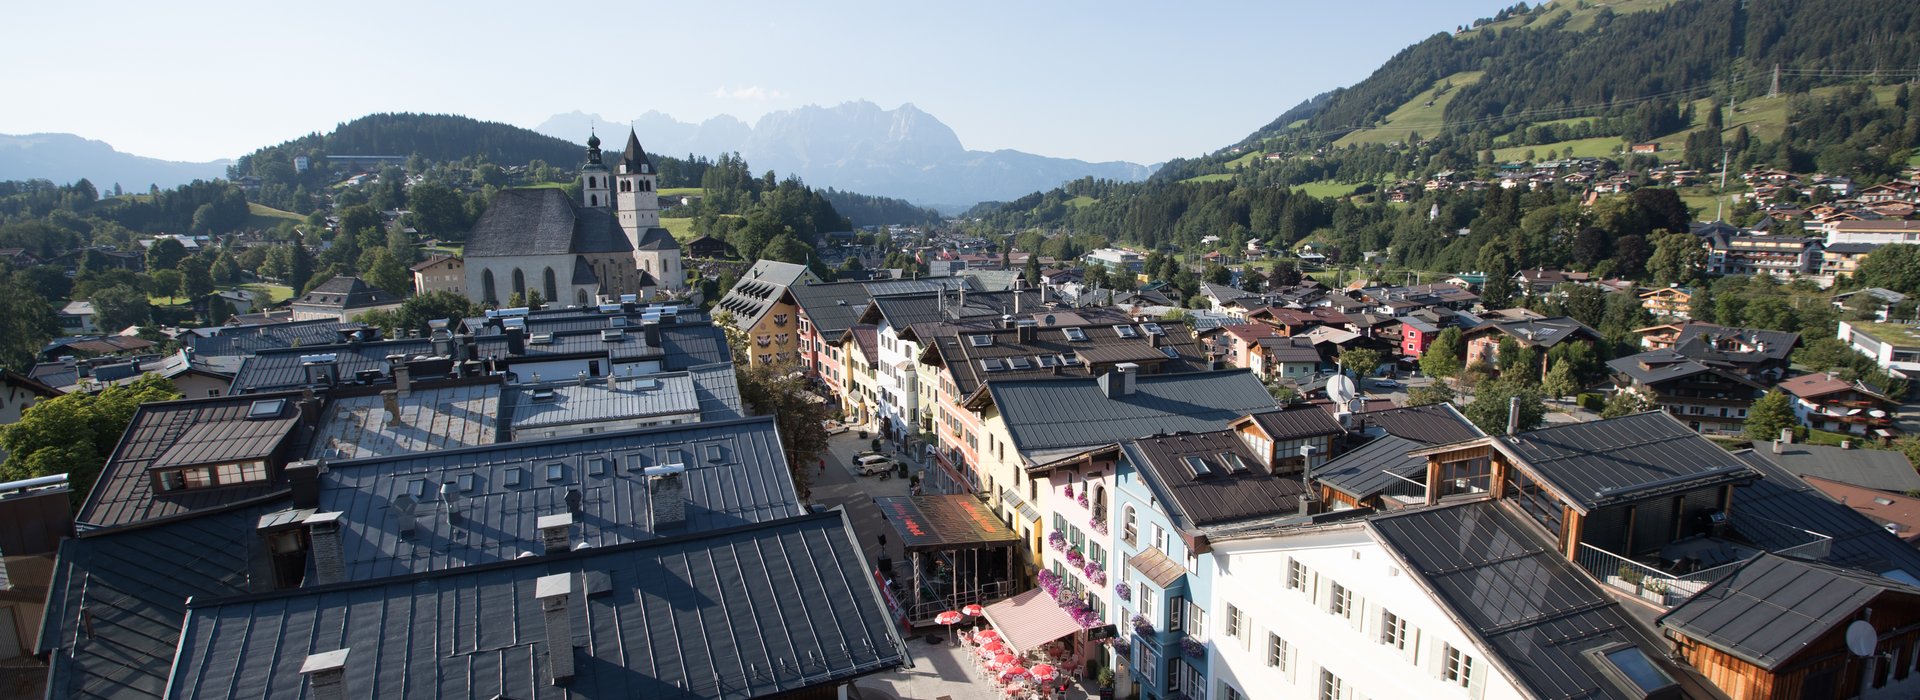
[855,454,894,476]
[1373,379,1402,389]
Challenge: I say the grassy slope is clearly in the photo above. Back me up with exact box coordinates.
[246,202,303,229]
[659,187,705,197]
[1065,196,1099,208]
[1333,71,1486,147]
[1460,0,1679,37]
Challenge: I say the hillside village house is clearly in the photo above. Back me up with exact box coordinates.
[1838,320,1920,379]
[1776,372,1900,440]
[1462,316,1601,379]
[289,276,402,322]
[409,254,464,296]
[1639,286,1692,320]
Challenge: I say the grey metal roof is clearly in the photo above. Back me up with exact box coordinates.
[868,289,1044,335]
[633,226,679,251]
[785,280,875,343]
[231,338,431,393]
[78,391,309,530]
[1369,501,1686,700]
[309,381,503,460]
[1253,335,1322,363]
[507,372,702,430]
[1752,443,1920,494]
[165,511,910,700]
[294,276,397,310]
[1606,350,1764,390]
[1467,316,1601,348]
[1315,434,1429,500]
[1242,404,1345,442]
[862,276,974,297]
[41,501,281,700]
[464,188,633,258]
[314,416,801,581]
[1355,403,1484,445]
[1124,429,1306,527]
[986,369,1277,458]
[1731,450,1920,578]
[688,362,744,421]
[185,319,364,359]
[656,323,732,369]
[1502,411,1757,510]
[714,260,813,331]
[1658,553,1920,671]
[928,318,1205,398]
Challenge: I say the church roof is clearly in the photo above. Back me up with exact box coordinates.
[635,227,680,251]
[620,129,654,174]
[465,188,632,258]
[571,256,598,285]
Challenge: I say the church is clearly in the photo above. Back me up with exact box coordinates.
[463,130,685,307]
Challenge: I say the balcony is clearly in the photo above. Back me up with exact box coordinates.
[1573,513,1832,608]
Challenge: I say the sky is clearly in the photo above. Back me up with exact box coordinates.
[0,1,1517,166]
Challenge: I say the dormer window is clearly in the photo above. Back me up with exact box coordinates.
[153,460,268,492]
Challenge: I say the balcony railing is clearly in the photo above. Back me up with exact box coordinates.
[1573,513,1833,608]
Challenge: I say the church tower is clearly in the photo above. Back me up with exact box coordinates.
[580,132,611,209]
[615,129,659,232]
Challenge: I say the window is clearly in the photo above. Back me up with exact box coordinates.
[1268,634,1289,669]
[1153,524,1168,553]
[1444,644,1474,688]
[1287,559,1309,592]
[1328,582,1352,617]
[1381,610,1409,650]
[1224,604,1244,641]
[1122,505,1138,545]
[1139,584,1157,620]
[1171,660,1206,700]
[1319,669,1346,700]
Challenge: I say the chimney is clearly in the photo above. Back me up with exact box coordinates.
[381,390,402,423]
[392,495,417,538]
[287,459,324,508]
[1016,321,1036,344]
[538,512,574,555]
[389,355,412,397]
[431,329,454,357]
[534,573,576,685]
[576,371,589,387]
[642,320,663,347]
[1780,427,1793,445]
[1506,396,1522,436]
[1099,363,1139,399]
[1014,291,1023,315]
[303,511,346,586]
[300,648,351,700]
[1298,445,1322,515]
[646,464,689,530]
[506,326,526,356]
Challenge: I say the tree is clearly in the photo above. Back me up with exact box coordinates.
[0,282,57,370]
[1407,383,1455,407]
[0,373,180,499]
[1340,347,1383,377]
[1854,244,1920,295]
[146,237,189,271]
[90,284,151,332]
[736,357,830,500]
[1647,230,1707,285]
[1601,390,1656,418]
[1745,390,1796,441]
[1541,360,1580,400]
[1505,344,1541,386]
[1421,327,1466,383]
[1464,380,1545,435]
[1239,269,1268,293]
[361,247,412,298]
[178,256,215,301]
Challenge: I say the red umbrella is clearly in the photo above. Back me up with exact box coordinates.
[963,603,985,617]
[935,611,964,625]
[977,629,1000,642]
[999,664,1030,683]
[983,641,1007,654]
[1030,664,1058,682]
[993,652,1017,666]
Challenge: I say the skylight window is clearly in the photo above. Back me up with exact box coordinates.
[246,398,286,420]
[1184,456,1214,478]
[546,464,566,482]
[457,473,477,492]
[1008,357,1034,370]
[981,358,1007,372]
[1114,325,1140,339]
[969,334,994,347]
[1226,453,1254,473]
[1063,327,1089,342]
[588,458,609,477]
[407,478,430,499]
[1161,346,1181,359]
[1061,352,1082,366]
[504,468,526,488]
[1141,322,1165,336]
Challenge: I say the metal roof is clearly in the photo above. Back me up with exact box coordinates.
[1315,434,1429,500]
[314,416,801,581]
[40,502,280,700]
[713,260,813,331]
[185,320,363,360]
[1355,403,1484,445]
[1369,500,1686,700]
[78,391,309,530]
[1242,403,1346,442]
[506,372,702,431]
[1501,411,1757,510]
[1752,442,1920,494]
[874,494,1021,552]
[928,318,1204,398]
[1127,547,1186,589]
[1125,429,1307,527]
[165,511,910,699]
[309,381,502,460]
[986,369,1278,457]
[1658,553,1920,671]
[784,280,875,343]
[688,362,745,421]
[1730,450,1920,578]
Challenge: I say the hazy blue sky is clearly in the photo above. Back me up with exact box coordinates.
[1,1,1515,165]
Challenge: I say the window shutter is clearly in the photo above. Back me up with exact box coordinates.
[1467,655,1489,700]
[1403,626,1422,665]
[1350,594,1369,632]
[1286,642,1298,684]
[1426,638,1446,679]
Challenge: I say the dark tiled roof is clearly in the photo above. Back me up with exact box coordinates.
[1243,404,1344,442]
[1315,434,1428,500]
[41,502,281,700]
[1467,316,1600,348]
[315,416,800,581]
[1356,403,1483,445]
[186,320,363,359]
[166,511,909,700]
[714,260,813,330]
[987,369,1277,458]
[618,127,654,174]
[295,276,397,310]
[931,320,1204,398]
[1606,350,1763,390]
[1659,553,1920,671]
[570,255,598,284]
[1125,429,1306,527]
[867,289,1043,335]
[633,226,679,251]
[408,253,458,272]
[1502,411,1756,510]
[1671,322,1799,363]
[464,188,632,258]
[1731,450,1920,578]
[786,280,876,343]
[1370,501,1686,700]
[78,392,309,530]
[1254,335,1322,363]
[1752,443,1920,494]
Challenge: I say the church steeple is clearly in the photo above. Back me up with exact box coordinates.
[619,129,653,175]
[579,131,610,209]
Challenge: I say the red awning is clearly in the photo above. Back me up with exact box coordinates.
[980,588,1081,654]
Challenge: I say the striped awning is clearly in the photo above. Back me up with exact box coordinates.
[980,588,1082,654]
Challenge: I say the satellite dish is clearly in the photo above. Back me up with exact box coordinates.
[1327,375,1358,406]
[1043,314,1057,327]
[1846,619,1878,657]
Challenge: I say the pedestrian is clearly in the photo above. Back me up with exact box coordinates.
[878,533,887,550]
[819,457,826,474]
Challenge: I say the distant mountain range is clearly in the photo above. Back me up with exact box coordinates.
[535,101,1156,209]
[0,133,231,191]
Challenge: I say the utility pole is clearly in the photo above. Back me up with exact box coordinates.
[1768,64,1780,99]
[1716,148,1730,223]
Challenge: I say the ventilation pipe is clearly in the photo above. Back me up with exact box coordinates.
[300,648,351,700]
[538,512,574,555]
[1099,363,1139,399]
[381,390,402,424]
[1299,445,1322,515]
[1506,396,1522,436]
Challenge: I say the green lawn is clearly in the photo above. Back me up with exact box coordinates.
[660,216,697,242]
[1462,0,1678,36]
[1854,322,1920,346]
[423,243,464,258]
[1065,195,1099,208]
[1334,71,1485,147]
[1492,135,1627,162]
[659,187,704,197]
[1225,150,1264,170]
[245,202,303,229]
[1292,180,1379,199]
[245,283,295,304]
[1180,173,1236,184]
